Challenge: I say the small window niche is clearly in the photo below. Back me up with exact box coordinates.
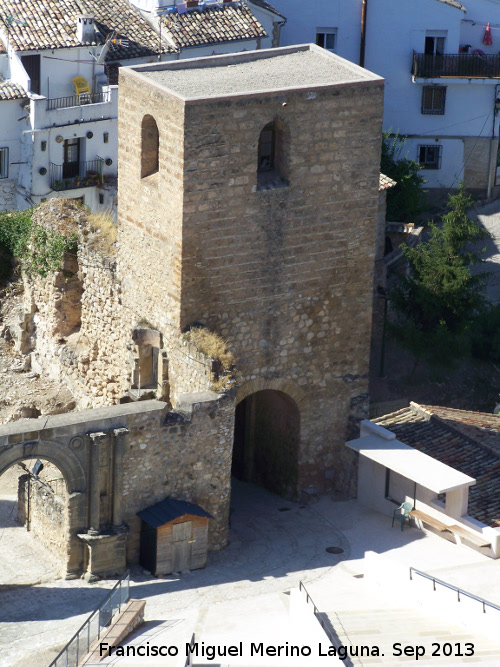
[130,326,163,399]
[141,114,159,180]
[257,119,289,190]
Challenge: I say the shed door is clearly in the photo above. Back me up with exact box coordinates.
[172,521,192,572]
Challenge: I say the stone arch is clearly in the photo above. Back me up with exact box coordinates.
[141,114,159,178]
[233,378,306,499]
[0,440,88,575]
[236,377,308,411]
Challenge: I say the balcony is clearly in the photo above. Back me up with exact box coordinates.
[50,159,103,191]
[412,52,500,79]
[46,91,111,111]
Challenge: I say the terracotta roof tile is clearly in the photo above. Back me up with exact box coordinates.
[374,402,500,528]
[0,0,172,58]
[379,172,396,191]
[0,80,28,100]
[0,0,265,59]
[161,4,266,50]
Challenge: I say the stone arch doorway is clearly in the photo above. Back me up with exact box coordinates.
[232,389,300,499]
[0,457,69,579]
[0,441,88,576]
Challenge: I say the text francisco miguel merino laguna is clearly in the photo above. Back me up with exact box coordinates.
[99,640,385,661]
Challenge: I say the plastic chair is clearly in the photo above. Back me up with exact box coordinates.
[73,76,91,104]
[392,501,413,531]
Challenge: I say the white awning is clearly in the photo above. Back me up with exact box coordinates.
[346,434,476,494]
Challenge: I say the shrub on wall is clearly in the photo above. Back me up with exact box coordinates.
[0,208,78,278]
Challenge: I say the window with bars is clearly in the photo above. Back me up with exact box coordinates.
[418,144,442,169]
[0,148,8,179]
[422,86,446,115]
[316,29,337,52]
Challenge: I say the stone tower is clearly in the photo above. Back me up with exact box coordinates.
[118,44,384,499]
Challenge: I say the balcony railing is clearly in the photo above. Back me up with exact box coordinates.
[46,91,111,111]
[412,52,500,79]
[50,159,103,191]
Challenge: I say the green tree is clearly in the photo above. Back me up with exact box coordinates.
[381,131,426,222]
[389,184,491,373]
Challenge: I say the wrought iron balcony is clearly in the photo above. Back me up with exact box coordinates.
[49,159,103,191]
[412,52,500,79]
[46,91,111,111]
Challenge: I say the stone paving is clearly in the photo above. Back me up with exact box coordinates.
[1,480,500,666]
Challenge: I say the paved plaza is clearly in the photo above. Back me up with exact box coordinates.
[1,479,500,666]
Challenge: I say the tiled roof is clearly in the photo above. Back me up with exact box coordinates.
[0,80,28,100]
[248,0,285,19]
[379,172,396,191]
[0,0,265,59]
[0,0,172,58]
[161,4,266,50]
[374,402,500,528]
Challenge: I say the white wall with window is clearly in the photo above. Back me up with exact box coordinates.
[0,96,27,211]
[269,0,362,64]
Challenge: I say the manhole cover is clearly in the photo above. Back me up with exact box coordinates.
[278,507,291,512]
[326,546,344,554]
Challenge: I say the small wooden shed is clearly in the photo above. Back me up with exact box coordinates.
[137,498,213,576]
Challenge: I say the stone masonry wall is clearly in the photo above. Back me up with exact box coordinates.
[117,66,383,497]
[119,76,383,500]
[463,136,492,195]
[0,179,17,212]
[121,391,235,563]
[18,474,67,570]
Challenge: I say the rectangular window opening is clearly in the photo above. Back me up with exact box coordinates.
[418,144,442,170]
[422,86,446,115]
[316,28,337,52]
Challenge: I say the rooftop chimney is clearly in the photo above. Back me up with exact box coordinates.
[76,15,95,43]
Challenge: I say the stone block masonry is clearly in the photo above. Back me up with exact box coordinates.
[118,45,384,498]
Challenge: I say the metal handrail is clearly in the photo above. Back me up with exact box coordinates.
[409,567,500,613]
[412,51,500,78]
[48,570,130,667]
[47,91,111,111]
[298,581,341,649]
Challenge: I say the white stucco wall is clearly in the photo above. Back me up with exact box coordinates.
[0,98,28,211]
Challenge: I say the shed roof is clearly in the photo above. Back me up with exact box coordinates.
[137,498,213,528]
[346,433,476,494]
[373,403,500,527]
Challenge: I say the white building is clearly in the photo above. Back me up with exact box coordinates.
[0,0,282,213]
[270,0,500,199]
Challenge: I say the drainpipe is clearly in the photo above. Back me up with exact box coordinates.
[360,0,368,68]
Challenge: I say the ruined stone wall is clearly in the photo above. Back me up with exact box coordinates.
[18,474,67,570]
[58,247,133,408]
[168,337,218,405]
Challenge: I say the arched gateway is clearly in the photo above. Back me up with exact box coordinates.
[0,405,134,578]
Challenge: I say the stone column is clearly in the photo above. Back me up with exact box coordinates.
[88,431,107,534]
[112,427,128,527]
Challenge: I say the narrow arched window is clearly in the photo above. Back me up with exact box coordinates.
[141,114,159,179]
[257,120,288,190]
[258,122,275,173]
